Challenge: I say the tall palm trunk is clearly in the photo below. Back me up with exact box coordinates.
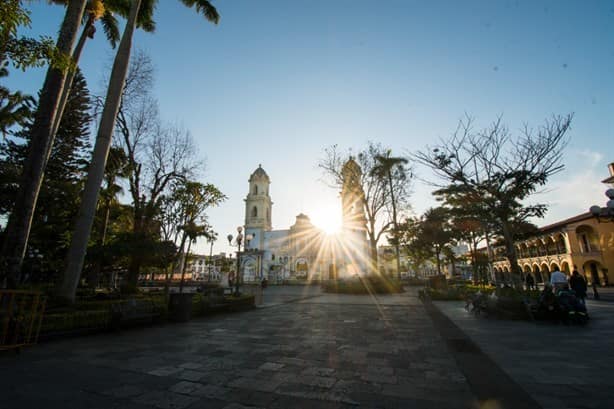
[51,15,96,141]
[179,238,193,294]
[59,0,142,302]
[387,172,401,280]
[1,0,88,288]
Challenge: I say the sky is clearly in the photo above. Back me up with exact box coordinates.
[7,0,614,256]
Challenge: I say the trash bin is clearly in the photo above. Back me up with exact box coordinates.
[168,293,193,322]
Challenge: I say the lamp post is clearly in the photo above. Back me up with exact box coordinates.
[227,226,254,295]
[589,188,614,223]
[207,235,216,282]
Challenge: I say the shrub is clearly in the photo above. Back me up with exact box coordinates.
[322,276,404,294]
[40,310,110,334]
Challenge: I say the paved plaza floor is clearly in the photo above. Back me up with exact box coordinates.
[1,286,612,409]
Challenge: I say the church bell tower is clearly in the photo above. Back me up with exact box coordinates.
[341,157,367,234]
[340,157,370,274]
[244,164,272,250]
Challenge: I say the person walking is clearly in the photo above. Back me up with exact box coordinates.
[569,266,587,305]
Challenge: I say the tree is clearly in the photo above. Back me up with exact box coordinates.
[1,0,89,287]
[0,69,92,284]
[319,142,412,272]
[397,217,431,277]
[48,0,155,155]
[0,66,34,137]
[59,0,219,302]
[416,207,456,276]
[87,146,129,287]
[161,180,225,292]
[0,0,57,70]
[413,114,572,285]
[370,150,410,279]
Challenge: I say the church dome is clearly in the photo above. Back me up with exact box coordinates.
[249,164,270,182]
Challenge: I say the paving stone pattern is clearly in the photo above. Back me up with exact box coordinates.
[5,286,613,409]
[1,289,477,409]
[435,299,614,409]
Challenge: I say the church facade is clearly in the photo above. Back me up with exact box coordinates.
[239,161,370,282]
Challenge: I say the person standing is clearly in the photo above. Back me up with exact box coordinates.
[525,273,535,291]
[569,266,587,305]
[550,266,568,293]
[590,270,600,300]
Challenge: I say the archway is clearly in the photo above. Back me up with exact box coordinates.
[540,263,551,282]
[532,264,542,283]
[582,260,607,286]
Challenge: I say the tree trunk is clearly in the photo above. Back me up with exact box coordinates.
[88,197,111,288]
[59,0,142,303]
[1,0,88,288]
[369,240,378,274]
[500,221,521,288]
[50,16,95,141]
[435,246,442,276]
[179,239,193,294]
[387,173,401,280]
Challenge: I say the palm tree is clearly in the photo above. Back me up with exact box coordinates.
[371,150,409,280]
[1,0,88,288]
[49,0,155,143]
[88,146,128,286]
[178,222,210,293]
[1,0,154,288]
[59,0,220,302]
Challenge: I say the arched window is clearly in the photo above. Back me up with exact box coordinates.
[266,208,270,222]
[252,206,258,217]
[253,185,258,195]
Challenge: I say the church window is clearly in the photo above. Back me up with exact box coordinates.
[252,206,258,217]
[253,185,258,195]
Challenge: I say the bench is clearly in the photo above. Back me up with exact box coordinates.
[110,299,161,329]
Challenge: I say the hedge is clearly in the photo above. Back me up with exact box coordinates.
[322,276,404,294]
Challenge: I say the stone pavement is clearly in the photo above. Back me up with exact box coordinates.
[1,286,612,409]
[434,298,614,409]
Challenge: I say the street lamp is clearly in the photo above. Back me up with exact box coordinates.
[207,235,216,282]
[589,188,614,223]
[227,227,253,295]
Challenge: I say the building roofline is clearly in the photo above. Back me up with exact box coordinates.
[538,212,594,232]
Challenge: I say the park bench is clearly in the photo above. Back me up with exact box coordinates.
[110,298,161,329]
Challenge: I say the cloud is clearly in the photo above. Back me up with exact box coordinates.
[535,150,608,225]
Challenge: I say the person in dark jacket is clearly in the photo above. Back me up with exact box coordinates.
[525,273,535,290]
[569,267,587,305]
[590,270,600,300]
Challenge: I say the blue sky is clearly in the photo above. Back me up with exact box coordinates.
[7,0,614,255]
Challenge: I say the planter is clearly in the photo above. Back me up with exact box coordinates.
[168,293,193,322]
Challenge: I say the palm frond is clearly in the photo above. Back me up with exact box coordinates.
[180,0,220,24]
[100,10,120,47]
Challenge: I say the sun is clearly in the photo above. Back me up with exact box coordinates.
[310,202,342,235]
